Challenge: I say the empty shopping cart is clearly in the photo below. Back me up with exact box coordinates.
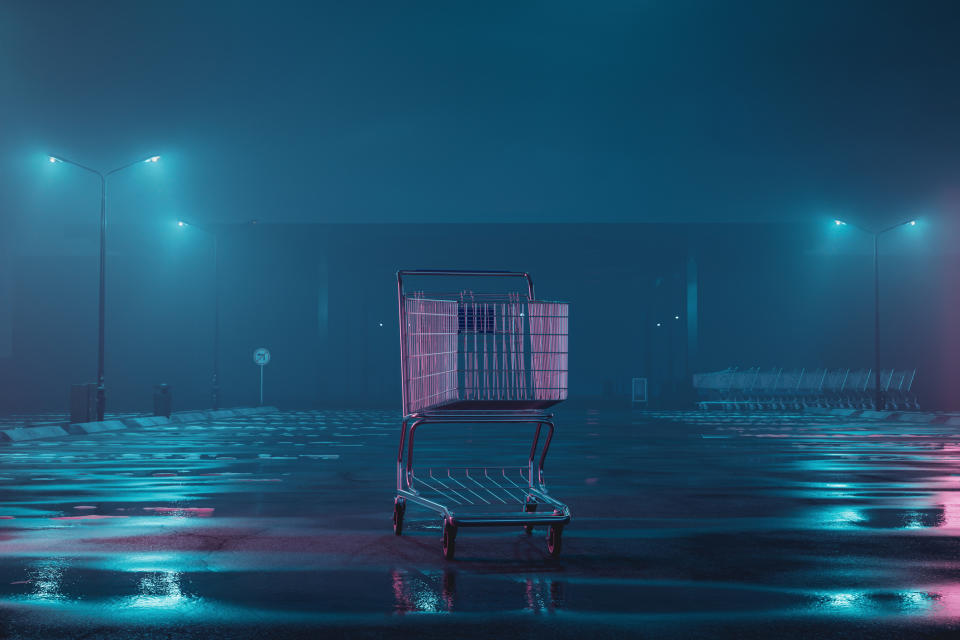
[393,270,571,560]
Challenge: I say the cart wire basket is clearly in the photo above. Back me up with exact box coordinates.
[394,270,571,559]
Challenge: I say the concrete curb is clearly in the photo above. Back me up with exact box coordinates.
[0,406,279,442]
[858,410,889,419]
[829,408,861,417]
[0,425,70,441]
[121,416,171,428]
[68,419,127,435]
[895,412,938,423]
[168,411,207,423]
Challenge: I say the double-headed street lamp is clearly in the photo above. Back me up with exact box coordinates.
[834,217,917,410]
[177,220,221,409]
[48,154,160,421]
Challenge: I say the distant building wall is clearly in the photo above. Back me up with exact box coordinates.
[1,222,953,412]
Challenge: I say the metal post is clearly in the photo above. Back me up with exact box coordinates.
[212,233,220,409]
[96,174,107,421]
[259,366,264,406]
[874,233,881,410]
[49,153,159,422]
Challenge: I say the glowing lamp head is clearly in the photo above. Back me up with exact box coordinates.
[145,156,160,163]
[177,221,186,227]
[909,220,917,226]
[48,156,59,163]
[834,219,847,226]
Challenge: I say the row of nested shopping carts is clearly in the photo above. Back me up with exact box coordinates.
[394,270,571,560]
[693,367,918,411]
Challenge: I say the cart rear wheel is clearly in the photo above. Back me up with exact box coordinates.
[442,522,457,560]
[393,498,405,536]
[547,524,563,557]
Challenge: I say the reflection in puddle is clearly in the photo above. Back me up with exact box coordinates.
[391,569,565,615]
[815,506,950,530]
[28,557,68,601]
[391,569,455,614]
[810,589,960,617]
[524,576,563,613]
[820,591,868,611]
[126,571,192,609]
[817,507,867,529]
[898,590,937,612]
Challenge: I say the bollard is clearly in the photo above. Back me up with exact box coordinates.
[153,384,172,418]
[70,383,97,423]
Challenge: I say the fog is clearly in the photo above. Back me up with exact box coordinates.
[2,219,956,412]
[1,1,959,413]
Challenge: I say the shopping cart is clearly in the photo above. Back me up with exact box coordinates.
[394,270,571,560]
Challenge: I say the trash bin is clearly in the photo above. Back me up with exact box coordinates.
[153,384,172,418]
[70,383,97,423]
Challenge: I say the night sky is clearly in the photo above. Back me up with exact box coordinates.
[3,0,960,227]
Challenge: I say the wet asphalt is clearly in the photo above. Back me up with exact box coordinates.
[0,408,959,638]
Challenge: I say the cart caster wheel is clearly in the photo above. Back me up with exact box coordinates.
[393,498,405,536]
[523,497,537,536]
[442,522,457,560]
[547,524,563,557]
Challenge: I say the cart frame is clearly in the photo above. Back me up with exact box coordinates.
[393,270,571,559]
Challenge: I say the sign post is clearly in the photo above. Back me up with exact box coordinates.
[253,347,271,405]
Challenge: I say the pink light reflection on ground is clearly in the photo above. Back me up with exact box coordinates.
[930,487,960,530]
[143,507,214,517]
[929,444,960,530]
[924,583,960,619]
[51,515,129,520]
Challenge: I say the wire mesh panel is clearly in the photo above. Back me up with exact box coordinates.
[528,302,569,403]
[454,300,568,407]
[404,297,459,415]
[399,273,569,414]
[458,300,527,402]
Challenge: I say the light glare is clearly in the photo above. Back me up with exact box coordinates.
[909,220,917,226]
[48,156,58,163]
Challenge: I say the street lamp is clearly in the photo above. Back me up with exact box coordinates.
[177,220,221,409]
[48,153,160,421]
[834,217,917,410]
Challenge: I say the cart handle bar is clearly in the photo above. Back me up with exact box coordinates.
[397,270,534,300]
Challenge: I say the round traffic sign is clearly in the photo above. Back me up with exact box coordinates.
[253,347,271,366]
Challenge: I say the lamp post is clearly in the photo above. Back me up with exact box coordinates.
[49,154,160,421]
[834,218,917,410]
[177,220,220,409]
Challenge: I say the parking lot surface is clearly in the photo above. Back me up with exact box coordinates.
[1,408,959,638]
